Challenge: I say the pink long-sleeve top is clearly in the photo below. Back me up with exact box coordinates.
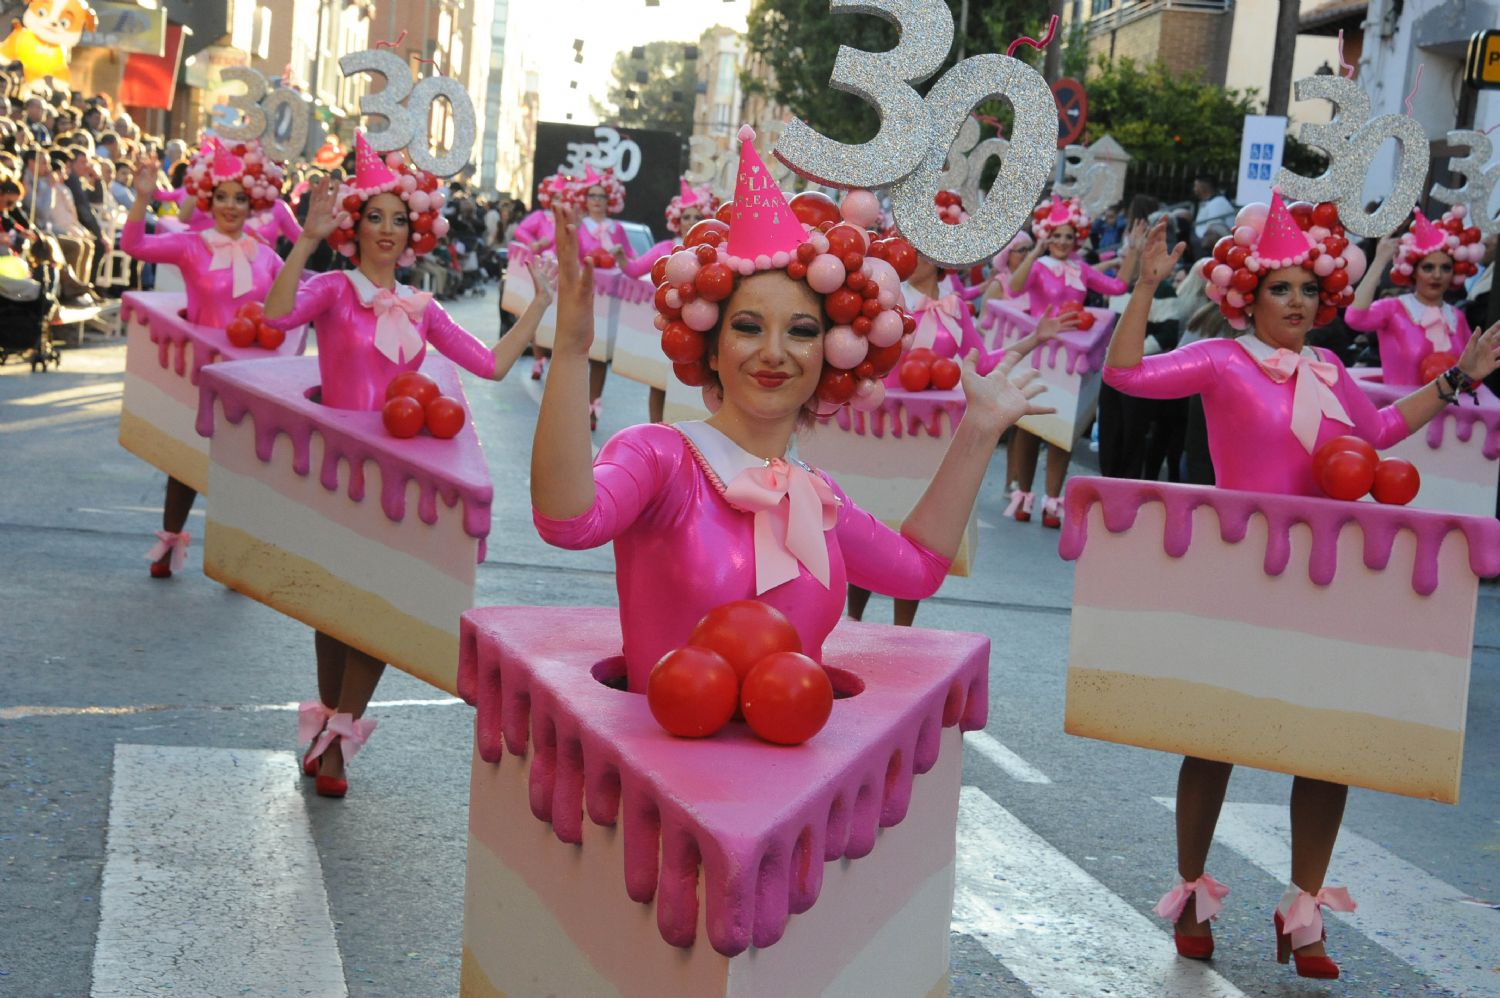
[185,198,302,247]
[885,284,1004,385]
[512,209,555,251]
[577,216,636,265]
[267,270,494,411]
[121,218,283,329]
[534,421,952,692]
[1022,254,1127,317]
[1103,336,1411,496]
[622,238,673,279]
[1344,294,1473,387]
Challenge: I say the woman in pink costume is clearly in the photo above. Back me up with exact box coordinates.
[263,134,552,798]
[1347,206,1483,387]
[1006,195,1131,526]
[567,166,634,430]
[121,140,289,579]
[1104,195,1500,977]
[623,178,721,423]
[532,127,1051,691]
[518,174,570,380]
[979,230,1033,309]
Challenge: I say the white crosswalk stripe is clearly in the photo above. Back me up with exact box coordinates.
[963,731,1052,783]
[955,787,1246,997]
[1156,797,1500,998]
[92,745,347,998]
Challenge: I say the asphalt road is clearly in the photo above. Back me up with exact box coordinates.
[1,287,1497,998]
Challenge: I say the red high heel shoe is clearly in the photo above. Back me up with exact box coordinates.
[1155,874,1229,961]
[297,701,335,778]
[149,560,172,579]
[1041,496,1063,529]
[1004,489,1034,523]
[1274,885,1355,980]
[145,530,190,578]
[304,712,377,799]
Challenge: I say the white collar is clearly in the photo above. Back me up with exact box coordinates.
[675,420,807,486]
[1037,254,1078,273]
[582,216,608,233]
[1234,332,1320,363]
[1398,293,1453,323]
[343,269,414,306]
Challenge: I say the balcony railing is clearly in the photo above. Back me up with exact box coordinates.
[1082,0,1232,36]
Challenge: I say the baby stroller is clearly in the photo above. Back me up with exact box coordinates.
[0,258,60,372]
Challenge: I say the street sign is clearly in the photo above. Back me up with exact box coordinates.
[1236,115,1288,206]
[1464,30,1500,89]
[1052,77,1088,149]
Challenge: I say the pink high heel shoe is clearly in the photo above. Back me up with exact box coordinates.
[1274,884,1355,979]
[303,712,377,798]
[1003,489,1034,522]
[297,700,335,777]
[1155,874,1229,960]
[1041,496,1063,529]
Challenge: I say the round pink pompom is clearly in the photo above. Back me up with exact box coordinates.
[868,309,904,347]
[653,314,668,331]
[841,189,883,230]
[1234,203,1269,230]
[864,257,900,295]
[665,289,682,310]
[432,216,450,238]
[665,251,700,286]
[408,190,431,213]
[771,251,790,269]
[876,289,897,309]
[682,299,719,332]
[1210,264,1234,287]
[1233,225,1257,247]
[806,254,847,294]
[398,174,418,192]
[1343,244,1367,284]
[824,325,869,369]
[1226,290,1246,308]
[1312,255,1336,277]
[809,231,830,255]
[850,377,885,412]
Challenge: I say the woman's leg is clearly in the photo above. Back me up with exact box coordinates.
[152,476,197,572]
[648,386,665,424]
[316,642,386,782]
[893,598,919,627]
[1011,431,1040,492]
[313,630,345,712]
[1286,777,1349,958]
[846,584,872,621]
[589,359,607,406]
[1044,443,1071,499]
[1174,755,1234,938]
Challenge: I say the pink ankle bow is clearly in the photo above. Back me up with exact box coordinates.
[309,712,378,763]
[1255,348,1352,453]
[144,530,191,572]
[1154,874,1229,923]
[723,458,839,594]
[1279,885,1356,950]
[297,700,335,747]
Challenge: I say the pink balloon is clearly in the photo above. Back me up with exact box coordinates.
[1312,254,1336,277]
[1343,244,1367,284]
[806,254,847,294]
[431,216,450,238]
[840,189,883,230]
[823,325,868,369]
[1211,264,1234,287]
[864,257,900,295]
[682,299,719,332]
[877,289,897,309]
[850,377,886,412]
[407,190,431,213]
[665,251,700,285]
[1226,290,1246,308]
[868,310,904,347]
[1233,225,1257,246]
[1234,203,1269,230]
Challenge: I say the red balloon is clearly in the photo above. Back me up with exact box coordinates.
[653,284,682,320]
[817,368,858,405]
[715,201,734,224]
[1371,458,1420,505]
[672,359,712,387]
[1288,201,1315,229]
[1073,308,1096,331]
[647,646,738,738]
[796,242,818,264]
[689,600,803,683]
[1231,269,1259,293]
[1225,246,1249,270]
[824,223,866,261]
[1212,236,1235,263]
[930,357,961,390]
[854,360,876,380]
[898,358,932,392]
[907,347,938,365]
[788,191,841,229]
[424,395,466,438]
[845,271,867,292]
[661,322,706,364]
[226,316,257,348]
[786,261,808,281]
[1319,448,1377,501]
[884,240,918,281]
[256,323,285,350]
[695,244,717,264]
[1322,269,1349,293]
[650,256,669,286]
[343,194,363,213]
[683,218,730,248]
[237,301,265,322]
[868,340,904,375]
[412,213,434,234]
[824,288,864,325]
[1311,202,1339,228]
[1312,434,1377,481]
[1314,305,1337,328]
[1323,235,1348,257]
[740,652,834,745]
[852,315,872,336]
[860,298,883,320]
[382,396,425,439]
[1418,351,1459,384]
[412,233,438,255]
[694,262,735,303]
[593,249,617,269]
[675,280,697,303]
[386,371,440,407]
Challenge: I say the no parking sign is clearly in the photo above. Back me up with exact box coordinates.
[1052,78,1087,149]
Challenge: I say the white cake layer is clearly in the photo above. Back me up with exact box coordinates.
[120,371,209,490]
[461,728,961,998]
[1381,433,1499,518]
[664,377,713,424]
[1018,368,1097,451]
[611,322,670,389]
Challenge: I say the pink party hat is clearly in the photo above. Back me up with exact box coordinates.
[582,164,601,186]
[353,132,397,193]
[209,137,244,182]
[1254,190,1313,268]
[1046,195,1071,225]
[1408,209,1446,253]
[548,174,569,193]
[679,177,701,206]
[726,124,805,266]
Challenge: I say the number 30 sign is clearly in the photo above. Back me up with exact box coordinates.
[773,0,1056,268]
[338,50,477,178]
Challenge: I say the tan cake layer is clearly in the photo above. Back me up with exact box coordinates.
[1065,668,1464,803]
[119,407,209,494]
[205,521,460,693]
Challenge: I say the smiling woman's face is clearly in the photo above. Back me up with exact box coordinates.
[357,192,410,268]
[1250,265,1320,347]
[710,270,826,424]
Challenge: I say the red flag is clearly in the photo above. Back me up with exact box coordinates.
[119,21,185,110]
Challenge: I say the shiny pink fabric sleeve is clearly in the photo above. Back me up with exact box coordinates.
[534,425,684,549]
[1082,261,1127,297]
[1342,297,1401,333]
[826,475,952,599]
[513,210,554,250]
[120,218,195,264]
[268,199,302,244]
[424,300,499,379]
[622,239,672,279]
[266,269,343,329]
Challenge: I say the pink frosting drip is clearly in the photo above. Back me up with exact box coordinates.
[828,387,965,438]
[195,354,493,547]
[509,243,653,304]
[1351,370,1500,460]
[122,290,306,387]
[1059,476,1500,596]
[457,606,988,957]
[986,300,1114,375]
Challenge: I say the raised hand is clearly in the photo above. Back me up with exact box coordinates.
[301,176,339,243]
[961,348,1055,436]
[551,203,595,357]
[1374,234,1400,261]
[528,255,555,310]
[1137,217,1185,287]
[133,156,159,199]
[1457,321,1500,383]
[1034,305,1082,343]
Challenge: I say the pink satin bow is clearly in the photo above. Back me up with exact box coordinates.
[1279,886,1356,950]
[911,293,963,350]
[144,529,191,572]
[297,700,334,747]
[1042,255,1086,291]
[1153,874,1230,924]
[371,288,434,364]
[723,458,840,594]
[1416,304,1453,352]
[200,229,258,298]
[1256,348,1352,453]
[309,711,377,763]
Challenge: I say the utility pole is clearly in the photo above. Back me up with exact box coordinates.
[956,0,969,61]
[1266,0,1302,116]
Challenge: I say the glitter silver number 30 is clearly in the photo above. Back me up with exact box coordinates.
[1274,75,1429,239]
[773,0,955,190]
[340,50,477,178]
[215,66,267,142]
[1431,130,1498,239]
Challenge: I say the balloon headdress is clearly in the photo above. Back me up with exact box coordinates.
[935,189,969,226]
[325,132,450,268]
[1031,195,1091,242]
[185,137,286,214]
[566,165,625,214]
[1198,190,1369,331]
[534,172,570,211]
[665,179,722,235]
[650,125,919,410]
[1391,205,1484,288]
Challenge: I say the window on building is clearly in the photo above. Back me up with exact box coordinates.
[716,53,736,94]
[1091,0,1112,15]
